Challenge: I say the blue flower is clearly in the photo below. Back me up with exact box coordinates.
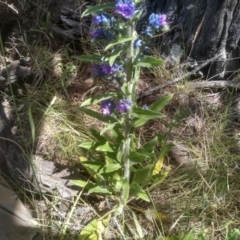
[149,13,160,29]
[101,100,116,116]
[93,14,109,25]
[142,26,153,36]
[112,63,123,72]
[117,99,132,112]
[142,104,148,110]
[115,0,135,19]
[134,38,142,48]
[148,13,168,29]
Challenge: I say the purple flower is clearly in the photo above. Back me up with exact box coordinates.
[117,99,132,112]
[93,63,123,77]
[115,0,135,19]
[93,14,109,25]
[148,13,168,29]
[134,38,142,48]
[158,14,167,27]
[89,29,113,40]
[93,65,103,76]
[89,29,105,38]
[101,100,116,115]
[101,64,115,75]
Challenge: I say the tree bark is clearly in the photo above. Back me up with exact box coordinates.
[144,0,240,79]
[46,0,240,80]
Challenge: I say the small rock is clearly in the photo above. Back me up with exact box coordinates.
[83,78,94,90]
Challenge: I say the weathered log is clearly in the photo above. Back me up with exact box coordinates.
[0,175,42,240]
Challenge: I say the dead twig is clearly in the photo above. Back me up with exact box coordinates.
[188,80,240,90]
[138,53,222,99]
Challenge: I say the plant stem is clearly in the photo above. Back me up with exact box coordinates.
[121,21,135,206]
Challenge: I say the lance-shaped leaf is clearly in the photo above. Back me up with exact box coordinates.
[129,151,147,163]
[79,107,117,123]
[108,48,123,66]
[133,107,165,127]
[81,93,117,107]
[99,163,122,174]
[79,215,111,240]
[132,106,165,119]
[149,94,173,112]
[130,182,150,202]
[88,186,112,194]
[79,141,115,152]
[135,56,164,67]
[105,37,135,50]
[82,2,115,17]
[132,165,153,185]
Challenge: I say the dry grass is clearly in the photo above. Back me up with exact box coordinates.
[2,1,240,239]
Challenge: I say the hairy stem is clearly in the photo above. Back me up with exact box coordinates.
[121,21,135,206]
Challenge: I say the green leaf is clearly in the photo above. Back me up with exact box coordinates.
[79,107,117,123]
[99,164,122,174]
[88,186,112,194]
[134,118,149,128]
[82,2,115,17]
[183,231,194,240]
[95,142,114,152]
[138,137,158,155]
[75,54,103,63]
[135,56,164,67]
[81,93,117,107]
[149,94,173,112]
[132,165,153,185]
[130,183,150,202]
[82,161,103,173]
[108,48,123,66]
[70,179,89,188]
[90,128,106,142]
[121,82,129,95]
[158,142,173,159]
[129,151,147,163]
[79,141,114,152]
[133,66,140,82]
[79,141,95,150]
[131,210,144,238]
[105,37,135,50]
[100,122,119,135]
[79,215,111,240]
[197,233,206,240]
[132,106,165,120]
[226,229,240,240]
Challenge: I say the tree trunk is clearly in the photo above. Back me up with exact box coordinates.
[144,0,240,79]
[47,0,240,79]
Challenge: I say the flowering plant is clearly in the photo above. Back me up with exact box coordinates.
[73,0,172,219]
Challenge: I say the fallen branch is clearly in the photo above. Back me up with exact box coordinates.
[188,80,240,89]
[138,53,221,99]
